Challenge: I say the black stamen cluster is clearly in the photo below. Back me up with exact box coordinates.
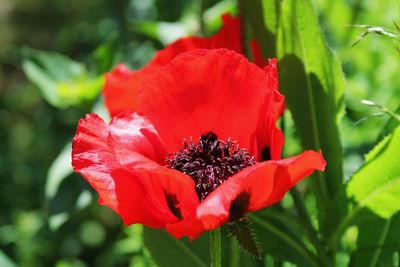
[166,132,256,201]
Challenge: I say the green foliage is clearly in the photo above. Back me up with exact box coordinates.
[277,0,345,201]
[22,48,103,108]
[132,21,190,45]
[328,126,400,258]
[347,126,400,218]
[203,0,237,33]
[275,0,346,246]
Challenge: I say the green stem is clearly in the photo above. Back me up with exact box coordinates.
[210,228,221,267]
[229,236,240,267]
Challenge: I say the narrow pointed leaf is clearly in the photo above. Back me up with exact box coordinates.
[277,0,345,228]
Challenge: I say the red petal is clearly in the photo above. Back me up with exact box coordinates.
[264,58,285,120]
[103,65,145,117]
[103,14,241,117]
[137,49,270,152]
[72,112,166,212]
[250,39,266,68]
[193,150,325,231]
[108,112,167,165]
[165,151,325,240]
[111,167,198,228]
[146,14,241,69]
[166,214,206,240]
[255,58,285,161]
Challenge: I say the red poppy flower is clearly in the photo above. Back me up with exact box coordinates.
[72,48,325,240]
[103,14,267,117]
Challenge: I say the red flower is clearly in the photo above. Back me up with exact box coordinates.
[72,48,325,240]
[103,14,267,117]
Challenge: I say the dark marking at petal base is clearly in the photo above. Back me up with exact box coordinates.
[229,191,251,221]
[261,145,271,162]
[165,192,182,220]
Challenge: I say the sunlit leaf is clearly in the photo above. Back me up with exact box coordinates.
[56,76,103,106]
[203,0,237,33]
[347,126,400,218]
[22,47,102,108]
[277,0,345,228]
[329,126,400,248]
[131,20,189,45]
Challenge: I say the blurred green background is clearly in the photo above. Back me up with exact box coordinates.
[0,0,399,266]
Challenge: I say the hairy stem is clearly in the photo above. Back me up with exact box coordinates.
[210,228,221,267]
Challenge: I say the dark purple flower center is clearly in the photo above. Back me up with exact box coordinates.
[166,132,256,201]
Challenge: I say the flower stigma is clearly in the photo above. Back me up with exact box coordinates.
[166,132,256,201]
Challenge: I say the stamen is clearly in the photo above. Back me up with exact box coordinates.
[166,132,255,201]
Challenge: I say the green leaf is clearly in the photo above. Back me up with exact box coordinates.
[277,0,345,222]
[131,20,189,45]
[226,218,263,259]
[349,211,400,267]
[329,126,400,248]
[143,228,208,267]
[203,0,237,34]
[347,126,400,219]
[22,47,102,108]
